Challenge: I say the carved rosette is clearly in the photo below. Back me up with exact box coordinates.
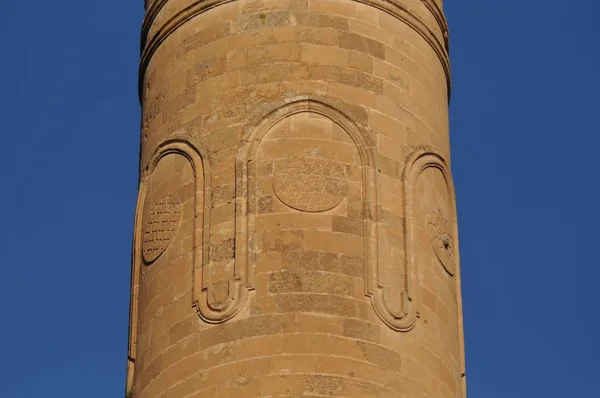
[428,206,456,275]
[142,193,182,263]
[274,152,348,212]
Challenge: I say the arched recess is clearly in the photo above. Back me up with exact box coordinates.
[237,99,375,298]
[404,147,458,275]
[237,99,419,331]
[403,146,465,382]
[135,136,252,325]
[377,147,458,332]
[126,136,215,396]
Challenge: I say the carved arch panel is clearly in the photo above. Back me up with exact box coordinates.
[134,137,252,325]
[237,100,377,304]
[127,137,212,395]
[369,148,458,331]
[369,147,459,332]
[405,148,458,276]
[235,101,459,333]
[126,136,254,394]
[414,150,457,277]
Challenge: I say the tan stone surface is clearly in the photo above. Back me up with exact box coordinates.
[127,0,465,397]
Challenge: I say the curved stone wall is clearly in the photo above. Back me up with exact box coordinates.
[127,1,465,397]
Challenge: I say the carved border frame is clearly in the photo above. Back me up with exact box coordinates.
[405,147,458,273]
[126,136,215,396]
[402,146,466,389]
[373,146,457,332]
[238,99,417,332]
[237,100,461,333]
[237,98,378,312]
[138,0,451,101]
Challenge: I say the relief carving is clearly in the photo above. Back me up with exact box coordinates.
[236,101,457,333]
[142,193,182,263]
[428,206,456,276]
[238,100,377,311]
[273,152,348,212]
[367,148,457,332]
[128,136,249,395]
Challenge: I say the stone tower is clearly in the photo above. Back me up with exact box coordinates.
[126,0,466,397]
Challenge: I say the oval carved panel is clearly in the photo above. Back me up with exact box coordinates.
[273,152,348,212]
[142,193,182,263]
[427,206,455,275]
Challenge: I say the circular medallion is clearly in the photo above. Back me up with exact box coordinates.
[273,152,347,212]
[427,208,455,275]
[142,194,182,263]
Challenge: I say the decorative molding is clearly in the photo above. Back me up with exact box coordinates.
[238,98,379,315]
[420,0,450,50]
[367,147,456,331]
[142,0,448,43]
[125,180,144,397]
[126,136,212,396]
[141,136,251,324]
[406,147,457,277]
[127,135,248,395]
[237,101,459,333]
[138,0,451,101]
[402,146,464,384]
[140,0,237,53]
[144,0,156,12]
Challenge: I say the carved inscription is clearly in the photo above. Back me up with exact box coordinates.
[273,152,347,212]
[428,207,455,275]
[142,193,182,262]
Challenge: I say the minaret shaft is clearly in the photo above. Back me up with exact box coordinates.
[127,1,466,397]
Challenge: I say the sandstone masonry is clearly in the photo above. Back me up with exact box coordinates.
[127,1,466,397]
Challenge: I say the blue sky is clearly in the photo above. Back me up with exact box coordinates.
[0,1,598,397]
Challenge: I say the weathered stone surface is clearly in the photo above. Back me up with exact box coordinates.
[128,0,464,397]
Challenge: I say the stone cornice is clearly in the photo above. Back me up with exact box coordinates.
[421,0,449,50]
[138,0,451,101]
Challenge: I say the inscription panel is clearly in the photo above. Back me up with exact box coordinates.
[274,152,348,212]
[142,193,182,263]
